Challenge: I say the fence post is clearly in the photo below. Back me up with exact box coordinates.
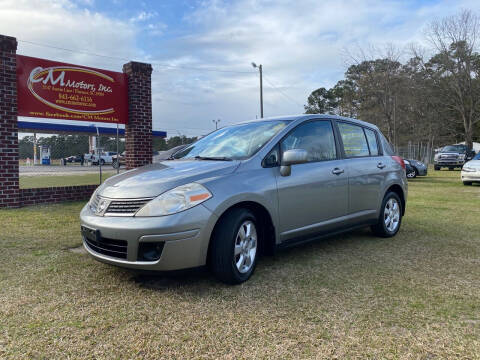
[0,35,20,208]
[122,61,153,170]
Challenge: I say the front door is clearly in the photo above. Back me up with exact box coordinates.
[276,120,348,242]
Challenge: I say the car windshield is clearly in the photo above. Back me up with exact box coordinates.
[174,120,291,160]
[442,145,466,153]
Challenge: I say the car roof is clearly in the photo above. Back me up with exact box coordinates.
[238,114,380,131]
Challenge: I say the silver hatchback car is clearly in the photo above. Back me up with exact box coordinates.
[80,115,407,284]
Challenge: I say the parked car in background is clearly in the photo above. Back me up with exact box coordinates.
[85,150,117,166]
[66,155,82,163]
[81,114,407,284]
[404,159,427,178]
[434,144,475,170]
[152,145,188,163]
[404,160,416,178]
[461,152,480,185]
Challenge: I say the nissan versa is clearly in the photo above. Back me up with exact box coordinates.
[80,115,408,284]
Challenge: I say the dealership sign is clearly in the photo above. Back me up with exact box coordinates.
[16,55,128,124]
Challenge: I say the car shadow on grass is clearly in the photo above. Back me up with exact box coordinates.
[129,227,384,291]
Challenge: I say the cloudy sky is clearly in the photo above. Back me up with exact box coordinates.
[1,0,480,137]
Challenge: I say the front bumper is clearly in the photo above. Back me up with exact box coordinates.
[416,166,428,176]
[80,203,218,271]
[435,160,464,167]
[461,171,480,183]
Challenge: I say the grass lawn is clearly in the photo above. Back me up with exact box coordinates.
[1,169,479,358]
[20,173,116,188]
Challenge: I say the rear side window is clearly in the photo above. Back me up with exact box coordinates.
[379,133,395,155]
[337,122,369,157]
[281,120,337,162]
[364,128,379,156]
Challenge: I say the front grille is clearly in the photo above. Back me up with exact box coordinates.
[104,198,152,216]
[83,233,128,259]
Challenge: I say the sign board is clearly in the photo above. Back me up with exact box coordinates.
[16,55,128,124]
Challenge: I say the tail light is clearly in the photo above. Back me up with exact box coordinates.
[391,156,405,169]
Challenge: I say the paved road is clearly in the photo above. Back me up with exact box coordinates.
[20,165,125,176]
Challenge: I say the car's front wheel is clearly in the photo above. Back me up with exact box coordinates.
[371,192,403,238]
[406,169,416,178]
[463,181,473,186]
[210,208,259,284]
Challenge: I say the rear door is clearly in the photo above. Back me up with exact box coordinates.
[336,122,385,220]
[275,119,349,241]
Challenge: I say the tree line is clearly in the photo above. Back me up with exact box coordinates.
[304,10,480,150]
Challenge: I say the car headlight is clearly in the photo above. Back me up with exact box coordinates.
[88,187,101,211]
[462,166,476,172]
[135,183,212,217]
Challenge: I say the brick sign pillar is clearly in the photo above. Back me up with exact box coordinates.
[0,35,19,208]
[123,61,153,170]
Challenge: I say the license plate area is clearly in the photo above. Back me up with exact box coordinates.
[81,225,101,242]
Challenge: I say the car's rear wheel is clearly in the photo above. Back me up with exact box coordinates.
[463,181,473,186]
[112,159,119,169]
[100,159,105,166]
[371,192,402,238]
[210,208,259,284]
[434,166,440,171]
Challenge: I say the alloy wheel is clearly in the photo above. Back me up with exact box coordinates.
[384,198,400,233]
[234,220,257,274]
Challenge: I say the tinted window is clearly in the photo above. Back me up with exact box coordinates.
[281,121,336,162]
[364,128,379,156]
[338,123,369,157]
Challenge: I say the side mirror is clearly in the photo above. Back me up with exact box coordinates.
[280,149,308,176]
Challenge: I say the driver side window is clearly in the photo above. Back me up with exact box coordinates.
[281,120,337,162]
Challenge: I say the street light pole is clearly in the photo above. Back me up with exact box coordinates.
[252,62,263,118]
[212,119,221,130]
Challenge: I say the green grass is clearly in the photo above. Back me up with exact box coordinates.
[20,173,116,188]
[1,169,479,358]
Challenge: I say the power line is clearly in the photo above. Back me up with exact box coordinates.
[262,75,303,108]
[18,39,255,74]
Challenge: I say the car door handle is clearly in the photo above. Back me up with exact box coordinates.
[377,162,386,169]
[332,168,344,175]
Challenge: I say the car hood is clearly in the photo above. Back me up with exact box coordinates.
[99,160,240,199]
[464,160,480,168]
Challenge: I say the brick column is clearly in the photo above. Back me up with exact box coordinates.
[122,61,153,170]
[0,35,19,208]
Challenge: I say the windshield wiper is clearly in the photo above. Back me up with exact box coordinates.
[194,156,232,161]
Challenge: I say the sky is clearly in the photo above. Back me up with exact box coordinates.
[1,0,480,137]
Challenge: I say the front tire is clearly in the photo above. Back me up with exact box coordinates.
[406,169,416,178]
[371,192,403,238]
[210,208,259,284]
[434,166,440,171]
[463,181,473,186]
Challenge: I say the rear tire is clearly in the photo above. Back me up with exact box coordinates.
[434,166,440,171]
[210,208,259,284]
[449,167,454,171]
[112,159,119,169]
[371,192,403,238]
[100,159,105,166]
[463,181,473,186]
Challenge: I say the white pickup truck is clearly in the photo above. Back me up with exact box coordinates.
[84,151,117,166]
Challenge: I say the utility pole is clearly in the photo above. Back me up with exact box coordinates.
[252,62,263,118]
[212,119,221,130]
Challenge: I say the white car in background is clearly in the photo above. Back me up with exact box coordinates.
[461,152,480,185]
[85,151,117,166]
